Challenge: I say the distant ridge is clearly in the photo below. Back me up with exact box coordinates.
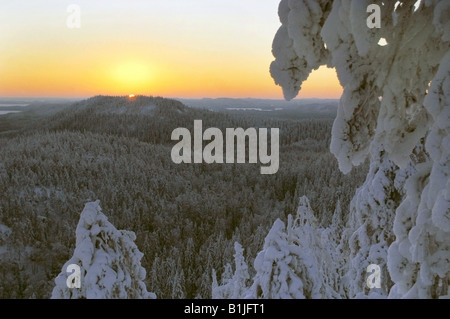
[177,97,338,115]
[72,95,187,115]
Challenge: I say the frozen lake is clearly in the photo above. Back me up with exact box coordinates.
[226,107,284,112]
[0,111,22,115]
[0,104,29,107]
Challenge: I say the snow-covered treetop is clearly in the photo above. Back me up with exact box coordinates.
[271,0,449,299]
[52,201,156,299]
[271,0,449,173]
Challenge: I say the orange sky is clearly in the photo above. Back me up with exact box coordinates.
[0,1,343,99]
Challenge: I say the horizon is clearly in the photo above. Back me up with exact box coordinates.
[0,1,343,100]
[0,94,340,102]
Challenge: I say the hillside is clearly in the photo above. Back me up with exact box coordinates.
[0,95,368,298]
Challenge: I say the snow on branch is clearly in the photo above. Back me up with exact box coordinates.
[51,201,156,299]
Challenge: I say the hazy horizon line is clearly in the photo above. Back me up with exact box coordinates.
[0,95,340,101]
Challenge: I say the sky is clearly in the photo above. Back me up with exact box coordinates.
[0,0,343,99]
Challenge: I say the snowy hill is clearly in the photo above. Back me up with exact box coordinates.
[44,95,209,145]
[70,95,187,116]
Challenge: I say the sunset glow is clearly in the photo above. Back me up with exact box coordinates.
[0,1,343,99]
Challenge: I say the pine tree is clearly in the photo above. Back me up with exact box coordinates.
[249,218,307,299]
[51,201,156,299]
[248,197,329,299]
[343,149,411,298]
[212,242,250,299]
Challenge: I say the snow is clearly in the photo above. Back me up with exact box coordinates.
[212,242,250,299]
[0,246,7,255]
[270,0,449,299]
[51,201,156,299]
[0,224,12,255]
[270,0,331,101]
[0,224,11,237]
[213,195,358,299]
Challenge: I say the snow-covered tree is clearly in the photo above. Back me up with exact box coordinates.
[212,242,250,299]
[321,198,347,297]
[247,196,337,299]
[270,0,449,298]
[51,201,156,299]
[343,149,412,298]
[331,198,344,232]
[249,218,308,299]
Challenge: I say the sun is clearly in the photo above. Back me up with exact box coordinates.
[129,94,136,99]
[112,61,154,93]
